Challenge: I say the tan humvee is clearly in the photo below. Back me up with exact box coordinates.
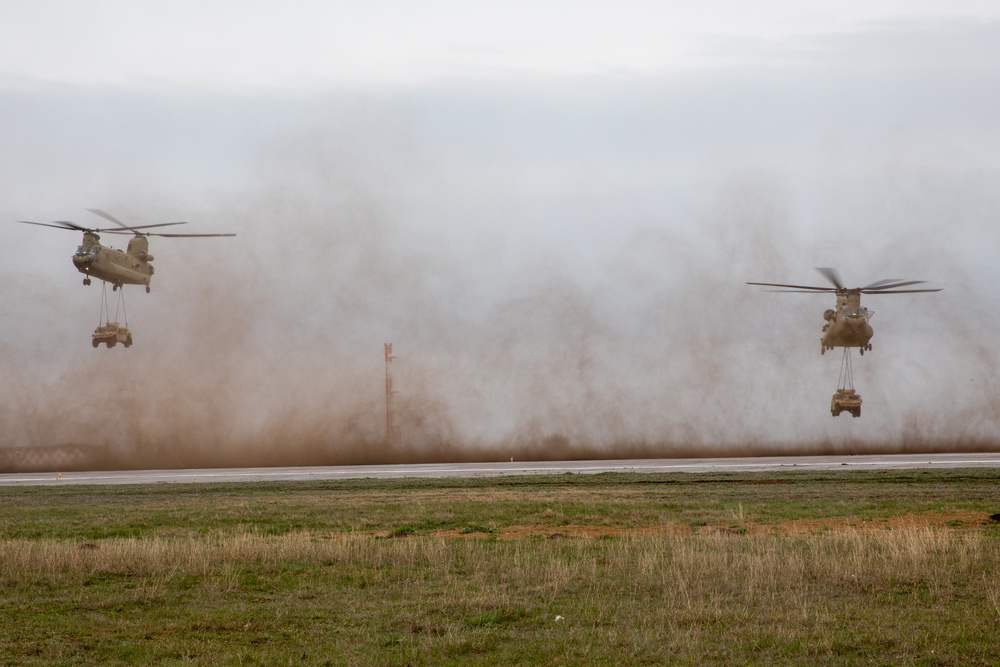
[831,389,861,418]
[92,322,133,349]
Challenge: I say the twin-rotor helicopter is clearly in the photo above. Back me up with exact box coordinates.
[17,209,234,292]
[747,267,941,355]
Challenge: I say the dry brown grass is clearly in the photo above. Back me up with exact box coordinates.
[1,471,998,664]
[2,524,994,605]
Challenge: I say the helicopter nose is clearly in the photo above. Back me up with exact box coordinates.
[843,316,867,332]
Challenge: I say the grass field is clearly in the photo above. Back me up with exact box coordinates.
[1,468,998,665]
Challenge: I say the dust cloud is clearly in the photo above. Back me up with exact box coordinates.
[2,75,1000,471]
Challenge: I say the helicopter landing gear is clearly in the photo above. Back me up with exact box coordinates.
[83,277,91,286]
[145,285,150,293]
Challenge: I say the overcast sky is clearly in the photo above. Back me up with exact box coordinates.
[3,1,1000,86]
[2,2,999,466]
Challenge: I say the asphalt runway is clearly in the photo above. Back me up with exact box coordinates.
[1,452,999,486]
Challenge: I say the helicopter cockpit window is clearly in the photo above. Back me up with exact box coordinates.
[75,245,96,256]
[843,306,871,319]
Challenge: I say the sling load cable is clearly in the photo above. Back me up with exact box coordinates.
[114,286,128,327]
[837,347,854,392]
[98,281,111,327]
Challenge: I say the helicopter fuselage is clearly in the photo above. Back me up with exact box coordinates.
[17,210,234,292]
[820,292,873,353]
[72,232,153,290]
[747,269,940,357]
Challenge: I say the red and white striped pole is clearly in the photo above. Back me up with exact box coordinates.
[385,343,397,445]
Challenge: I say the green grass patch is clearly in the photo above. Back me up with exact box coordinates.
[0,468,998,665]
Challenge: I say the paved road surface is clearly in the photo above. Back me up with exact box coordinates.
[1,452,998,486]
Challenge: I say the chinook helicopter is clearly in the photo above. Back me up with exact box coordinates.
[747,268,941,355]
[16,209,235,292]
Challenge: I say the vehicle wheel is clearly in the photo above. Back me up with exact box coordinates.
[92,339,99,348]
[107,341,115,348]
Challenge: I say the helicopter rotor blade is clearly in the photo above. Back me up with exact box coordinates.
[86,209,189,233]
[861,278,903,289]
[17,215,229,239]
[16,220,91,232]
[85,208,130,228]
[746,281,835,291]
[758,289,839,293]
[861,280,927,291]
[750,271,940,295]
[144,232,237,238]
[99,222,190,233]
[815,267,845,290]
[859,288,943,294]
